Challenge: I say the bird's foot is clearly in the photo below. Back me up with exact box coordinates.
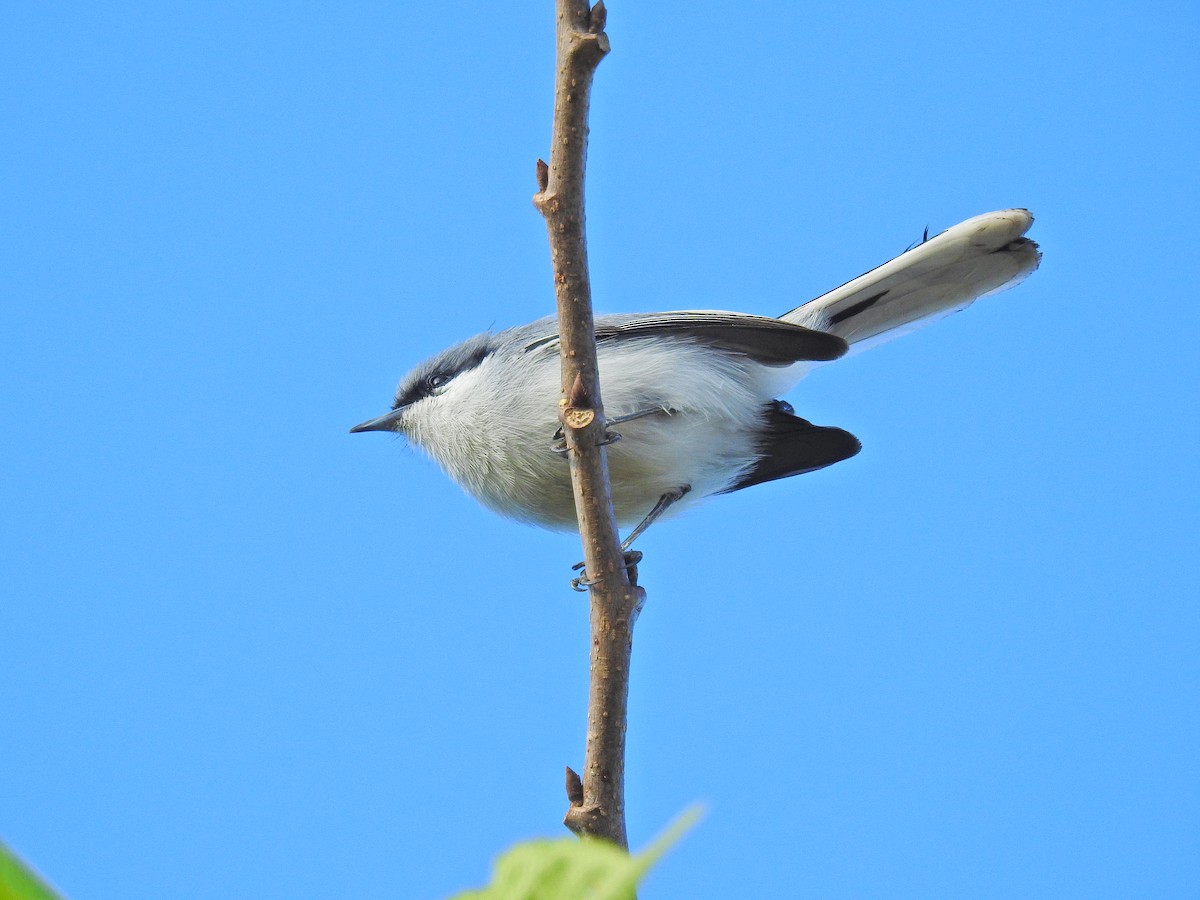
[570,550,643,592]
[552,425,621,458]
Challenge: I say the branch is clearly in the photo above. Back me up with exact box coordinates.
[532,0,642,850]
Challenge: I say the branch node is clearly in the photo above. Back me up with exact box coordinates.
[572,30,611,60]
[562,373,597,431]
[565,766,584,806]
[563,803,610,840]
[588,0,608,33]
[563,406,596,430]
[567,372,590,408]
[630,585,647,624]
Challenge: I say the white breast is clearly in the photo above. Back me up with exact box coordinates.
[402,338,786,530]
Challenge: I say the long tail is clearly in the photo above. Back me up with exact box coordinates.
[781,209,1040,353]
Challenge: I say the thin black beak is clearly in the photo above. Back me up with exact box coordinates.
[349,408,406,433]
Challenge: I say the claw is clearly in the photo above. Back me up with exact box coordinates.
[569,550,644,590]
[553,423,620,456]
[551,424,569,458]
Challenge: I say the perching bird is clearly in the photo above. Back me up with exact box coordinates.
[352,209,1040,543]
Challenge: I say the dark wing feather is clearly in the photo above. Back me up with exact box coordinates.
[593,312,848,365]
[721,402,861,493]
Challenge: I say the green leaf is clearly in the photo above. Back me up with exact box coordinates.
[453,807,701,900]
[0,842,61,900]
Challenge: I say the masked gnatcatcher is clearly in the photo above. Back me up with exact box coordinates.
[352,209,1039,545]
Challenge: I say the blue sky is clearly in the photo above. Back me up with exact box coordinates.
[3,2,1197,897]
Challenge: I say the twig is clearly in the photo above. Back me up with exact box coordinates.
[532,0,642,850]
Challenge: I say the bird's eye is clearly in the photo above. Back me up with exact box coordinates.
[426,372,452,391]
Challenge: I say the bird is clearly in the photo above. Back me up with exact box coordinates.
[351,209,1040,545]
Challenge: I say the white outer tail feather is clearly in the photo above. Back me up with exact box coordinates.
[783,209,1041,355]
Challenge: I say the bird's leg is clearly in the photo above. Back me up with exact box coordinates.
[619,484,690,552]
[552,406,675,458]
[570,485,691,589]
[607,406,677,428]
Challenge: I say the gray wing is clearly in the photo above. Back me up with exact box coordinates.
[591,311,848,365]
